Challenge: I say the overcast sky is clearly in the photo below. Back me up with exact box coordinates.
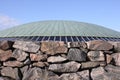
[0,0,120,32]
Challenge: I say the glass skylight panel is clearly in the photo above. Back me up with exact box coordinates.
[37,36,43,41]
[67,36,72,42]
[55,36,60,41]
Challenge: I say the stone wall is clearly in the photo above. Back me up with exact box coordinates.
[0,40,120,80]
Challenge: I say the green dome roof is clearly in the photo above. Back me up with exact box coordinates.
[0,20,120,38]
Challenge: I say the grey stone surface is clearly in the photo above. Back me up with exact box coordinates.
[104,51,113,54]
[32,62,45,67]
[20,65,29,76]
[81,61,100,69]
[80,47,88,53]
[30,53,47,61]
[99,61,106,67]
[59,73,81,80]
[3,61,23,67]
[69,42,87,48]
[87,51,105,61]
[13,40,40,53]
[104,64,120,80]
[91,66,120,80]
[60,54,67,58]
[104,72,120,80]
[91,67,105,80]
[112,53,120,66]
[77,70,90,80]
[106,54,112,64]
[12,49,28,61]
[67,48,86,62]
[105,64,120,73]
[69,42,80,48]
[0,77,15,80]
[59,70,90,80]
[87,40,113,50]
[23,58,31,65]
[22,68,59,80]
[0,40,13,50]
[41,41,68,55]
[109,41,120,52]
[49,61,81,72]
[1,67,20,80]
[47,56,67,63]
[0,49,12,61]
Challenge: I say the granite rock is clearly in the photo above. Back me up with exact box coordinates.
[30,53,47,61]
[106,54,112,64]
[67,48,86,62]
[109,41,120,52]
[12,49,28,61]
[105,64,120,73]
[1,67,20,80]
[112,53,120,66]
[59,73,81,80]
[0,49,12,61]
[41,41,68,55]
[77,70,90,80]
[87,51,105,61]
[87,40,113,50]
[3,61,23,67]
[47,56,67,63]
[32,62,45,67]
[91,67,105,80]
[0,40,13,50]
[81,61,100,69]
[22,68,59,80]
[49,61,81,72]
[69,42,87,48]
[13,41,40,53]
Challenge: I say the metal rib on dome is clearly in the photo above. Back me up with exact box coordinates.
[0,20,120,42]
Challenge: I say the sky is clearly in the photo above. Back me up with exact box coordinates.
[0,0,120,32]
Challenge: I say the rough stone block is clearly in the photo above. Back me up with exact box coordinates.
[106,54,112,64]
[0,40,14,50]
[47,56,67,63]
[59,73,81,80]
[67,48,86,62]
[59,70,90,80]
[22,68,59,80]
[87,51,105,61]
[30,53,47,61]
[81,61,100,69]
[104,64,120,80]
[13,40,40,53]
[1,67,20,80]
[49,61,81,72]
[70,42,87,48]
[12,49,28,61]
[112,53,120,66]
[104,72,120,80]
[105,64,120,73]
[91,67,105,80]
[0,76,14,80]
[32,62,45,67]
[41,41,68,55]
[87,40,113,50]
[109,41,120,52]
[77,70,90,80]
[3,61,23,67]
[20,66,29,76]
[0,49,12,61]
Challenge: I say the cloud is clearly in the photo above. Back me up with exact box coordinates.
[0,15,20,30]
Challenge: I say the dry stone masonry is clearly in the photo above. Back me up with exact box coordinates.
[0,40,120,80]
